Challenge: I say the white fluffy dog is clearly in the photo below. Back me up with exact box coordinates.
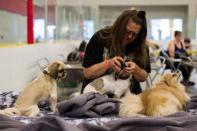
[83,74,131,98]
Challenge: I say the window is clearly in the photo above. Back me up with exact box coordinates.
[83,20,94,40]
[173,19,182,31]
[34,19,45,42]
[151,19,183,40]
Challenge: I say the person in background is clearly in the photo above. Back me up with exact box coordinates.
[167,31,194,86]
[79,40,87,61]
[184,38,192,51]
[81,9,151,95]
[67,40,87,62]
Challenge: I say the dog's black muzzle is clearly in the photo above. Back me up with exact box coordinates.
[171,69,182,81]
[58,69,67,79]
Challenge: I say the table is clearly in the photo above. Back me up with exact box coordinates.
[57,63,83,101]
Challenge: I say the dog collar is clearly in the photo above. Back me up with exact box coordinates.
[43,70,58,80]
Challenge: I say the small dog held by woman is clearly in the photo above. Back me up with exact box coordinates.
[83,58,131,98]
[119,72,190,117]
[0,60,66,117]
[83,73,131,98]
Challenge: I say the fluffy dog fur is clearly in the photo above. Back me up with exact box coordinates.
[119,72,190,117]
[118,91,144,117]
[83,74,130,98]
[0,60,66,117]
[141,72,190,116]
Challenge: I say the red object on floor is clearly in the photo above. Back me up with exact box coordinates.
[27,0,34,44]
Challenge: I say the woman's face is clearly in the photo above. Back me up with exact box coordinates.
[175,34,183,42]
[123,20,141,46]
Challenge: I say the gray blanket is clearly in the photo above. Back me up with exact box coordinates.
[4,112,197,131]
[0,114,24,131]
[186,95,197,113]
[1,93,197,131]
[55,92,120,117]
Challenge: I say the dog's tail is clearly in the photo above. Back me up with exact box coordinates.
[0,107,20,116]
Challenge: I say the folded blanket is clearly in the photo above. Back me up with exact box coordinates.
[55,92,120,117]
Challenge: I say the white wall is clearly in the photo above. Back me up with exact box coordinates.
[0,41,80,92]
[0,10,26,43]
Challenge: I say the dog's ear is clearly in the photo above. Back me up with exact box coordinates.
[90,78,104,90]
[47,61,60,79]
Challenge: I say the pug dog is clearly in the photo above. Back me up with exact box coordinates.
[0,60,66,117]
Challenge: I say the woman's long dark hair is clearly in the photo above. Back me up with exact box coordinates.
[99,9,147,68]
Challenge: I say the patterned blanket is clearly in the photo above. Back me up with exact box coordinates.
[1,92,197,131]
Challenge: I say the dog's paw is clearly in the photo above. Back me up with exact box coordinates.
[0,108,20,116]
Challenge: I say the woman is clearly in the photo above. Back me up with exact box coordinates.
[167,31,194,86]
[81,9,151,94]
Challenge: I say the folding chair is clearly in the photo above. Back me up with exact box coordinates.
[148,49,183,86]
[149,56,166,85]
[145,49,167,87]
[159,50,182,72]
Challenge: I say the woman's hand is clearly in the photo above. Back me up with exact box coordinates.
[110,56,124,73]
[124,61,137,75]
[123,61,148,82]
